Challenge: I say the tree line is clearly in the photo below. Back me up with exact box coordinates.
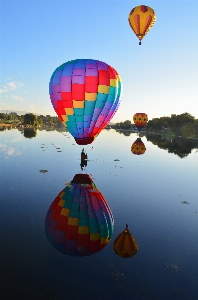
[0,112,63,127]
[113,120,133,129]
[146,133,198,158]
[146,113,198,137]
[113,113,198,138]
[1,112,198,137]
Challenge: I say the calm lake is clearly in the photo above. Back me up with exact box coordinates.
[1,127,198,300]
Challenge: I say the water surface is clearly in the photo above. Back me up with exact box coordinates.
[1,128,198,300]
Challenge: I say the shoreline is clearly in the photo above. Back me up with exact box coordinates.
[1,124,197,140]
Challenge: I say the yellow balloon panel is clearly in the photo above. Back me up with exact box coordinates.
[85,92,97,101]
[128,5,156,41]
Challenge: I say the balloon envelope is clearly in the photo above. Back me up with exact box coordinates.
[49,59,122,145]
[45,174,114,256]
[133,113,148,131]
[128,5,156,44]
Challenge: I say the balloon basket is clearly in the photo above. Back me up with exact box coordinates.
[75,137,94,145]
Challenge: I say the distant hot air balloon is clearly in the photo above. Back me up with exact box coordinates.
[131,138,146,155]
[128,5,156,45]
[45,174,114,256]
[113,224,138,258]
[133,113,148,132]
[49,59,122,145]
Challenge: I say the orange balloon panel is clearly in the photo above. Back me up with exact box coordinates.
[128,5,156,44]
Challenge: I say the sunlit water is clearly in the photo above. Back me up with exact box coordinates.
[1,128,198,300]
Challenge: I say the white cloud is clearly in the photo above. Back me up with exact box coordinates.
[0,81,25,94]
[0,144,20,156]
[8,81,24,90]
[12,95,24,101]
[8,82,17,90]
[0,86,9,94]
[0,144,7,151]
[7,147,15,155]
[11,137,23,143]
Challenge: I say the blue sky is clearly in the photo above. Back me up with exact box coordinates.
[1,0,198,122]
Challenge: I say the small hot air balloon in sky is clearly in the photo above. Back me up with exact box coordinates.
[131,138,146,155]
[45,174,114,256]
[128,5,156,45]
[49,59,122,145]
[133,113,148,132]
[113,224,138,258]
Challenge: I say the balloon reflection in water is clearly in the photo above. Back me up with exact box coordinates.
[113,224,138,258]
[128,5,156,45]
[49,59,122,145]
[45,174,114,256]
[80,148,87,171]
[131,138,146,155]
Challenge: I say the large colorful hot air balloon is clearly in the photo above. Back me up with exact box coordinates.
[133,113,148,132]
[45,174,114,256]
[113,224,138,258]
[131,138,146,155]
[128,5,156,45]
[49,59,122,145]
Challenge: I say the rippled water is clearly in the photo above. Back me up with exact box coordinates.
[1,128,198,300]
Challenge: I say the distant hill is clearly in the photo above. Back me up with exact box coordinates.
[0,110,40,116]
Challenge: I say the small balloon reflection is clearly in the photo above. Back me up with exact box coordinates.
[113,224,138,258]
[80,148,88,171]
[131,138,146,155]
